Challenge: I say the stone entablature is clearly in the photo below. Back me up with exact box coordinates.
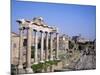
[17,17,57,33]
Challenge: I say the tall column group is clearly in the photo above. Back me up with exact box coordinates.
[17,19,60,73]
[32,31,59,63]
[18,27,33,73]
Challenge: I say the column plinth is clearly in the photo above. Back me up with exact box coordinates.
[26,68,33,74]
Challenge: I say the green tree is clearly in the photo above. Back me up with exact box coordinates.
[69,41,74,49]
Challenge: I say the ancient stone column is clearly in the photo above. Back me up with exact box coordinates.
[34,30,38,64]
[18,27,24,73]
[40,31,44,63]
[26,27,33,73]
[45,32,49,61]
[56,33,59,60]
[50,32,53,61]
[11,41,13,64]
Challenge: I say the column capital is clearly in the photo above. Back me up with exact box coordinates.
[40,30,44,33]
[33,29,38,32]
[56,32,59,35]
[45,31,49,33]
[19,27,23,30]
[19,27,28,30]
[25,27,30,30]
[50,32,54,34]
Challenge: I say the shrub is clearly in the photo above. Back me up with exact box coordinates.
[31,60,60,72]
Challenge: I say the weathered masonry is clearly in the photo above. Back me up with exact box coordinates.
[16,17,60,73]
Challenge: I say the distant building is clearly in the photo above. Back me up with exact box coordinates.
[59,34,70,51]
[11,32,19,65]
[11,32,64,65]
[72,35,89,43]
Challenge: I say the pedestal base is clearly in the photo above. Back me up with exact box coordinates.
[56,58,60,61]
[18,65,23,69]
[26,68,33,74]
[18,65,25,74]
[18,69,26,74]
[50,58,53,61]
[40,60,44,63]
[34,62,38,64]
[46,59,49,61]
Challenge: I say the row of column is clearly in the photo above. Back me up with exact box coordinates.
[18,27,33,73]
[18,27,59,73]
[34,30,59,63]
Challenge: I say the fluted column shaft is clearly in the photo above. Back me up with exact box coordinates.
[45,32,49,61]
[50,32,53,60]
[56,33,59,60]
[34,30,38,64]
[18,27,23,69]
[26,27,33,73]
[40,31,44,63]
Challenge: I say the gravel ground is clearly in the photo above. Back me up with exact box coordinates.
[60,50,96,71]
[74,54,96,70]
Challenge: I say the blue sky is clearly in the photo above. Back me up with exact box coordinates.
[11,0,96,40]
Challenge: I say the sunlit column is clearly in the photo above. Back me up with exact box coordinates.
[18,27,23,70]
[56,32,59,60]
[45,32,49,61]
[40,31,44,63]
[26,27,33,73]
[50,32,53,60]
[34,29,38,64]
